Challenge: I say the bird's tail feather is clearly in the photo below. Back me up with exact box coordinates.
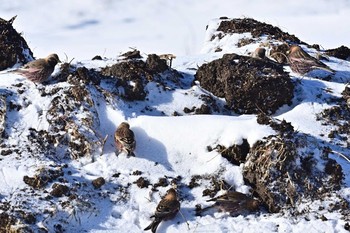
[312,65,335,74]
[144,219,161,233]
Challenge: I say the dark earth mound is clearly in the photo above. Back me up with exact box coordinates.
[243,134,343,213]
[213,17,305,45]
[325,45,350,61]
[101,53,183,101]
[195,53,294,114]
[0,16,33,71]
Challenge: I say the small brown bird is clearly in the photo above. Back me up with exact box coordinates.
[197,191,260,217]
[114,122,136,157]
[144,188,181,233]
[12,54,60,83]
[252,47,266,59]
[287,45,334,75]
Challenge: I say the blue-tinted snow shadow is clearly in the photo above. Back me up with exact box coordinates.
[332,70,350,83]
[132,126,174,171]
[66,19,99,30]
[274,77,342,116]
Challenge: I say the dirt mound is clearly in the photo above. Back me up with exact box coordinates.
[101,53,183,101]
[243,134,343,213]
[23,167,64,189]
[325,45,350,61]
[0,16,33,71]
[208,139,250,165]
[214,18,305,45]
[195,53,294,114]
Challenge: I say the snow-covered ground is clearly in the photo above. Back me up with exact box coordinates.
[1,1,350,233]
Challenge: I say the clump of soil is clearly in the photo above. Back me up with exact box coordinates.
[134,177,150,188]
[23,167,64,189]
[101,53,183,101]
[120,49,142,60]
[50,183,70,197]
[214,18,305,45]
[0,213,16,232]
[257,113,295,138]
[209,139,250,165]
[27,128,57,155]
[325,45,350,60]
[92,177,106,189]
[195,53,294,114]
[0,16,33,71]
[202,178,230,198]
[45,77,101,159]
[243,134,343,213]
[188,175,201,189]
[153,177,169,188]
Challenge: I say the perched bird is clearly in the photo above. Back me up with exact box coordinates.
[11,54,60,83]
[287,45,334,75]
[114,122,136,157]
[252,47,266,59]
[144,188,181,233]
[197,191,260,217]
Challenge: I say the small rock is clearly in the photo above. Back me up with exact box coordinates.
[92,177,105,189]
[134,177,150,188]
[50,183,70,197]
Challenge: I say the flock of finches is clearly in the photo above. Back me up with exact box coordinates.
[7,44,334,232]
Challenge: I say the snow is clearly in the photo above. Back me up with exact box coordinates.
[1,0,350,60]
[1,1,350,233]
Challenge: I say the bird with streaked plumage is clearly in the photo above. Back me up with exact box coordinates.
[114,122,136,157]
[287,45,334,75]
[11,54,60,83]
[197,191,260,217]
[144,188,180,233]
[252,47,266,59]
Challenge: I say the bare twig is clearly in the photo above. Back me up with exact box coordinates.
[331,150,350,163]
[178,210,190,230]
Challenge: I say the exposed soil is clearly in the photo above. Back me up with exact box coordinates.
[195,53,294,114]
[23,167,64,189]
[316,86,350,147]
[101,52,183,101]
[214,18,305,45]
[134,177,150,188]
[92,177,106,189]
[243,134,343,213]
[0,16,33,71]
[50,183,70,197]
[325,45,350,60]
[209,139,250,165]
